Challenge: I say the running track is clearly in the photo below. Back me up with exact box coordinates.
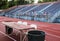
[0,16,60,41]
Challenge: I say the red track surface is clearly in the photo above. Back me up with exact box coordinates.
[0,31,16,41]
[0,16,60,41]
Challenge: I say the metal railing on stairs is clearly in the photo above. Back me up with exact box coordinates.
[23,5,39,14]
[48,10,60,22]
[38,3,54,13]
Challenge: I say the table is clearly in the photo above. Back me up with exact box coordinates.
[2,22,35,41]
[2,22,35,30]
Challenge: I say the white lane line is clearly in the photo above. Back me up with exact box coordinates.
[0,31,17,41]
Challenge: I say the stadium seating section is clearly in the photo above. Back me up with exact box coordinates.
[0,2,60,23]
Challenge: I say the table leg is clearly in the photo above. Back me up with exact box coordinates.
[5,25,13,34]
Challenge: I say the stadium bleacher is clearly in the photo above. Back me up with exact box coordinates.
[0,2,60,23]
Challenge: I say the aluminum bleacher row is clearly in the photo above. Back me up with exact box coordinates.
[0,2,60,23]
